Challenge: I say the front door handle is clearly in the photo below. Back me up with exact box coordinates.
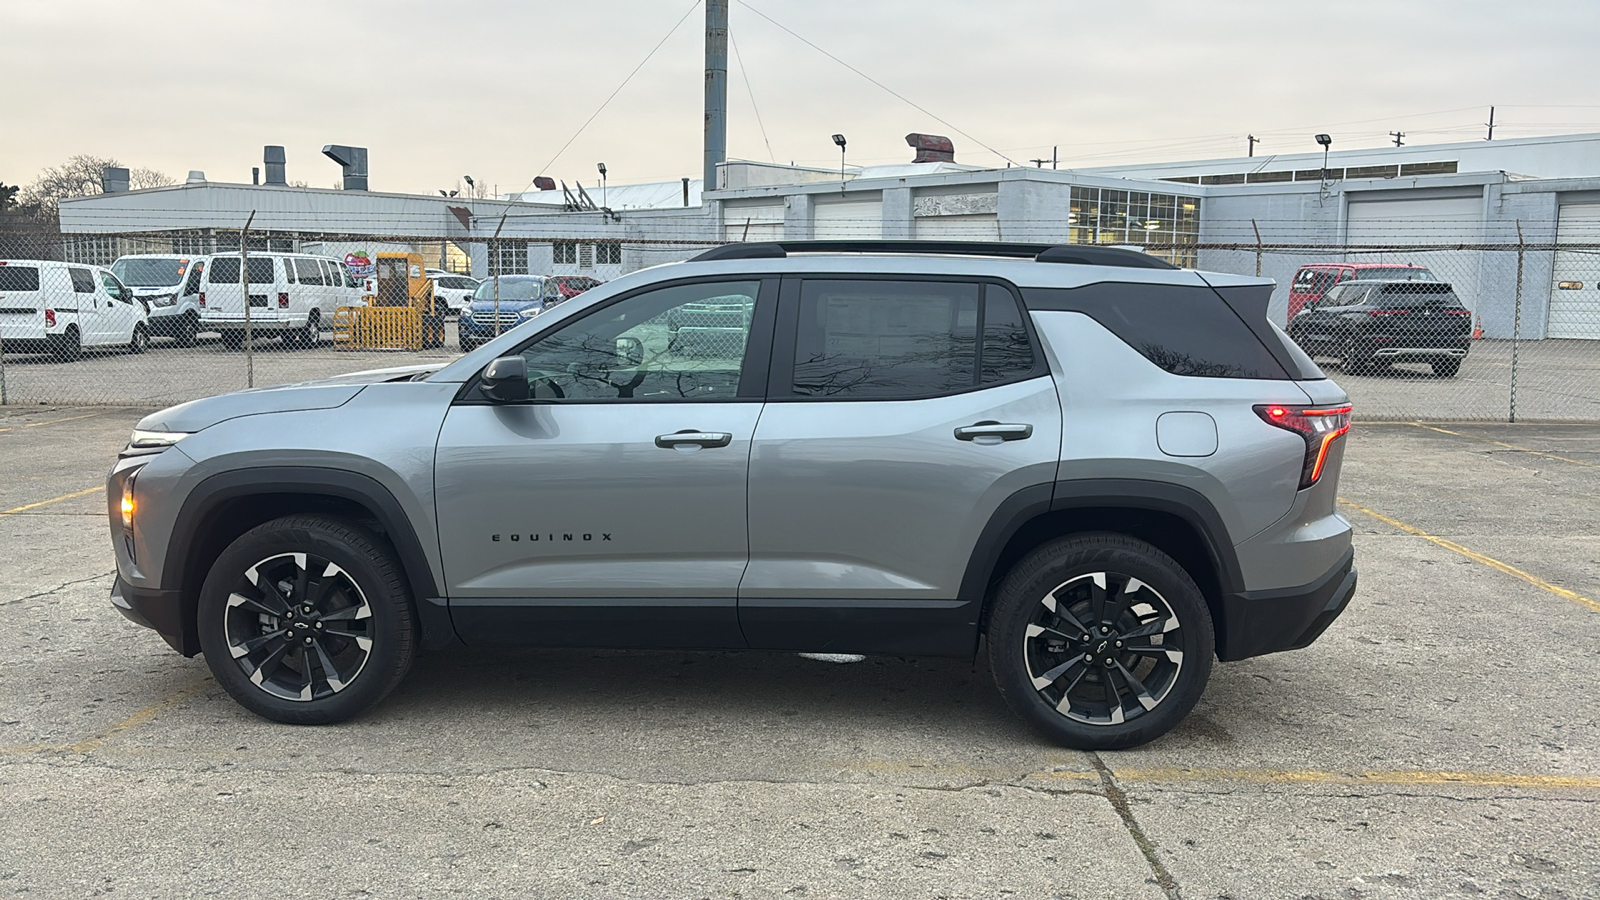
[954,421,1033,443]
[655,430,733,449]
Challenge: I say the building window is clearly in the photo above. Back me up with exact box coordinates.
[553,240,577,265]
[64,236,118,267]
[595,241,621,266]
[578,242,594,269]
[1067,186,1202,268]
[489,242,528,277]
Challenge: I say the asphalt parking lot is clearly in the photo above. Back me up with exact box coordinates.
[1,410,1597,898]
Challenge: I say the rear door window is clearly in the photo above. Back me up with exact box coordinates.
[0,266,41,292]
[209,258,277,283]
[788,280,979,399]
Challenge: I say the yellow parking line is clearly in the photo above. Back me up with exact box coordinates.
[66,678,211,754]
[1338,498,1600,614]
[0,485,103,518]
[1103,766,1600,792]
[1411,422,1599,470]
[0,411,105,433]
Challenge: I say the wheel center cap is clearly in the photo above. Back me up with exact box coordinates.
[1095,639,1111,655]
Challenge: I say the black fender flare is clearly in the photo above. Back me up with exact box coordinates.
[957,477,1244,609]
[163,466,453,651]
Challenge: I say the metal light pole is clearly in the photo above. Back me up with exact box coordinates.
[832,133,847,186]
[598,162,608,209]
[704,0,728,192]
[240,210,256,388]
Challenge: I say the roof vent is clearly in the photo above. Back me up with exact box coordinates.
[185,170,207,184]
[263,145,287,186]
[321,144,368,190]
[101,167,130,193]
[906,133,955,163]
[532,176,557,191]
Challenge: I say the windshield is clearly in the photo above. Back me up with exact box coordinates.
[473,277,545,302]
[111,257,189,287]
[1359,267,1436,282]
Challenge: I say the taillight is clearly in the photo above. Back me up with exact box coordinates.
[1443,308,1470,316]
[278,293,289,308]
[198,292,206,307]
[45,309,56,327]
[1254,404,1353,489]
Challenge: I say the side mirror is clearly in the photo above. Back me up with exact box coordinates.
[480,356,530,402]
[615,336,644,367]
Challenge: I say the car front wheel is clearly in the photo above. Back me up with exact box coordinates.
[987,533,1214,750]
[196,515,417,724]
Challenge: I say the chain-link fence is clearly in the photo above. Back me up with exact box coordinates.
[2,226,1598,421]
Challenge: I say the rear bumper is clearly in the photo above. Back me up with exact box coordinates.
[1216,548,1356,661]
[1372,346,1467,359]
[110,577,196,656]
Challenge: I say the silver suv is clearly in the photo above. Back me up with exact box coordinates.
[107,242,1357,749]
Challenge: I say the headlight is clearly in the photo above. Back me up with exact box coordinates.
[129,429,189,449]
[518,305,543,319]
[151,294,177,307]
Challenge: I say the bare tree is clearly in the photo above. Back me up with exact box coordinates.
[23,154,174,212]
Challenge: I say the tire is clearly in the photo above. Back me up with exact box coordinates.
[1432,357,1461,378]
[174,313,199,348]
[221,331,244,351]
[51,326,81,362]
[286,311,320,349]
[1340,336,1375,376]
[196,515,418,725]
[986,533,1214,750]
[129,324,149,354]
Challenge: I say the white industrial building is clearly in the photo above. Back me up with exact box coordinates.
[56,132,1600,339]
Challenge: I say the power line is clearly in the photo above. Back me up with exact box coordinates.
[735,0,1021,167]
[728,28,775,163]
[516,0,701,198]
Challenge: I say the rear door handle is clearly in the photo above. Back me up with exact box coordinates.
[954,421,1033,442]
[655,430,733,449]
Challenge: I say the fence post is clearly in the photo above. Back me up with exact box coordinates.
[1510,221,1524,424]
[0,308,7,405]
[240,211,257,389]
[1251,219,1263,277]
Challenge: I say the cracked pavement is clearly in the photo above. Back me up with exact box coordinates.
[1,411,1597,899]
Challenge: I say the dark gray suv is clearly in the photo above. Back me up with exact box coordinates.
[108,242,1356,749]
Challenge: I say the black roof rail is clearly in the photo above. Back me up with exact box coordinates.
[689,240,1179,270]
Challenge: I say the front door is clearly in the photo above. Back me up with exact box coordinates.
[96,271,139,345]
[435,276,776,648]
[740,277,1063,656]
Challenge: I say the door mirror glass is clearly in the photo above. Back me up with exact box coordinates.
[615,336,644,367]
[480,356,530,402]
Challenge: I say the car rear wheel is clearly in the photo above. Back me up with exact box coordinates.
[286,311,320,349]
[50,326,81,362]
[196,515,417,724]
[987,533,1214,750]
[1432,357,1461,378]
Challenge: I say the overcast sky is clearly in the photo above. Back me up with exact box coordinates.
[5,0,1600,196]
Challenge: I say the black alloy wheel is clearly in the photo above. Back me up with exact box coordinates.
[198,515,416,724]
[988,533,1213,749]
[175,313,199,348]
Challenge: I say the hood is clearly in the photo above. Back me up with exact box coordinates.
[137,364,438,434]
[468,298,543,312]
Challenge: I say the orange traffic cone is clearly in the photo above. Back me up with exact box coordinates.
[1473,315,1483,340]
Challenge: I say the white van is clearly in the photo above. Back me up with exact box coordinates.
[0,259,151,360]
[198,252,364,349]
[111,254,207,347]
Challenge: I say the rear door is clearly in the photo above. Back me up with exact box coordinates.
[0,263,44,341]
[740,277,1062,656]
[97,271,141,344]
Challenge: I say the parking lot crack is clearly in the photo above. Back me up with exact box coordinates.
[1089,752,1182,900]
[1,570,115,607]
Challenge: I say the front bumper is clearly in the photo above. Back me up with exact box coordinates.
[1216,548,1356,661]
[110,576,196,656]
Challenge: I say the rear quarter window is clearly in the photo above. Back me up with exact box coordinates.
[1022,283,1291,380]
[0,266,40,291]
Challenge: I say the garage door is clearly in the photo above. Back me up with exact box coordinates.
[1549,202,1600,339]
[1346,195,1482,311]
[722,204,785,243]
[813,198,882,239]
[914,214,1000,241]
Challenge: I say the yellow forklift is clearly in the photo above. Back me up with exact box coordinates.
[331,252,445,350]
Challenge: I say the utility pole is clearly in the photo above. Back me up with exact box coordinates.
[1486,106,1496,141]
[1247,134,1259,157]
[1029,157,1049,168]
[703,0,728,193]
[1052,146,1058,170]
[1390,131,1405,147]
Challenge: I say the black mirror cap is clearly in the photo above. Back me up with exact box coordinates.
[481,355,530,402]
